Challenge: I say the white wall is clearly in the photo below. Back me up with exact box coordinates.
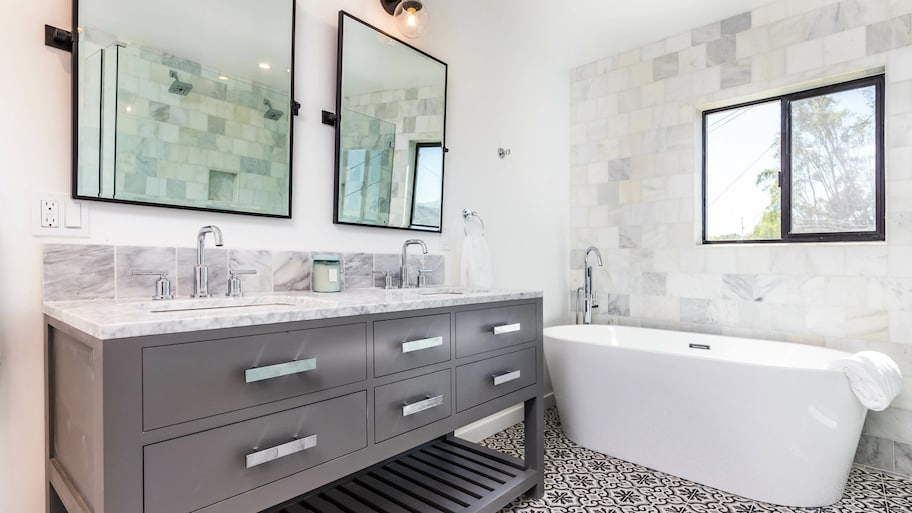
[0,1,569,511]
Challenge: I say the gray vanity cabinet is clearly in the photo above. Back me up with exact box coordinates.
[456,347,536,412]
[455,303,538,357]
[375,369,452,442]
[45,298,544,513]
[144,391,368,513]
[142,323,368,430]
[373,313,451,377]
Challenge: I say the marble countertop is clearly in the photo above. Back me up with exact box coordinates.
[43,287,542,339]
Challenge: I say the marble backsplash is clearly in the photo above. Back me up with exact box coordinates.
[42,243,445,301]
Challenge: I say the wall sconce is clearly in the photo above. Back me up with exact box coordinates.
[380,0,428,39]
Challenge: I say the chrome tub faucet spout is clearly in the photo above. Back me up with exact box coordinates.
[578,246,603,324]
[192,225,224,298]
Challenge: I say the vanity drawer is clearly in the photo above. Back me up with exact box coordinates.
[143,323,367,430]
[456,347,536,412]
[455,303,537,357]
[374,313,451,377]
[375,369,451,442]
[143,391,366,513]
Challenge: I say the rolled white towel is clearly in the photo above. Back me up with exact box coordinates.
[459,228,493,289]
[828,351,903,411]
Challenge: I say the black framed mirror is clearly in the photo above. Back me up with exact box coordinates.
[333,11,447,232]
[73,0,296,217]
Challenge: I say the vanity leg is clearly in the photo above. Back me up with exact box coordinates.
[523,395,545,499]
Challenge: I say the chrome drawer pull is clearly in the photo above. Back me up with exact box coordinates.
[402,336,444,353]
[493,323,521,335]
[493,370,521,386]
[402,395,444,417]
[245,434,317,469]
[245,358,316,383]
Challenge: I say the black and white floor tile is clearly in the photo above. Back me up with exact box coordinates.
[479,408,912,513]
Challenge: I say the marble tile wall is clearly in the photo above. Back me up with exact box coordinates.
[337,109,396,225]
[42,243,445,301]
[113,45,289,214]
[343,85,445,226]
[569,0,912,477]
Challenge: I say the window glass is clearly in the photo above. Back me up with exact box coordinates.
[410,143,443,228]
[702,75,883,244]
[790,86,877,234]
[705,101,781,241]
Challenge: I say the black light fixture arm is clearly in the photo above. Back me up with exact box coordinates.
[380,0,400,15]
[380,0,423,15]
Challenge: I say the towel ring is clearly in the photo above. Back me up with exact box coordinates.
[463,209,485,237]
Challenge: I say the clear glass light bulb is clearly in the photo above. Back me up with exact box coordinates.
[394,1,428,39]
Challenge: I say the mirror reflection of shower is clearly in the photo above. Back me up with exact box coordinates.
[168,70,193,96]
[76,41,293,217]
[263,99,284,120]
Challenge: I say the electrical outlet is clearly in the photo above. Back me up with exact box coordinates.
[41,199,60,228]
[32,193,90,238]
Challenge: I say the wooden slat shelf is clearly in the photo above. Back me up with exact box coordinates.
[265,437,537,513]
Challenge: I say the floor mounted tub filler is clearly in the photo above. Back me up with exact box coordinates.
[543,324,870,508]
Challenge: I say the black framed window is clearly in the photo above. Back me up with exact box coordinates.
[702,75,885,243]
[409,142,444,229]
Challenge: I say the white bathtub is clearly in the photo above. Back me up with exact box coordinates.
[543,324,867,507]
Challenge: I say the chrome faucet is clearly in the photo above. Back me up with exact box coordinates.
[400,239,428,288]
[577,246,603,324]
[192,225,224,298]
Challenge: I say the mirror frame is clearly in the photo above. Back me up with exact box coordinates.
[70,0,297,218]
[332,11,448,233]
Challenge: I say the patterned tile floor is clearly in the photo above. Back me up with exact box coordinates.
[479,408,912,513]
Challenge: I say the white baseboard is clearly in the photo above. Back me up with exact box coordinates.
[455,393,556,443]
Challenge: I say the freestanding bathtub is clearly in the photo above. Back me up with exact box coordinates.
[543,324,867,507]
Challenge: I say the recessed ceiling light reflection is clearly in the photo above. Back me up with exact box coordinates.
[218,75,229,81]
[258,62,271,70]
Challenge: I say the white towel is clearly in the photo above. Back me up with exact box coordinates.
[459,228,492,289]
[828,351,903,411]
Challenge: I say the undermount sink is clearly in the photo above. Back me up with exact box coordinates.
[139,296,332,313]
[379,287,468,297]
[147,302,297,313]
[415,287,491,296]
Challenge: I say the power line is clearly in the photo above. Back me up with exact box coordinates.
[708,108,743,129]
[708,140,778,207]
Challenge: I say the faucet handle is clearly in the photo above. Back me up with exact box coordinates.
[373,270,393,290]
[132,270,174,300]
[226,269,257,297]
[417,269,433,288]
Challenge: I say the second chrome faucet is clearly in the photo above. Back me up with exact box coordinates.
[193,225,224,298]
[400,239,428,288]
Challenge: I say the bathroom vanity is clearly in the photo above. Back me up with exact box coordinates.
[44,289,543,513]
